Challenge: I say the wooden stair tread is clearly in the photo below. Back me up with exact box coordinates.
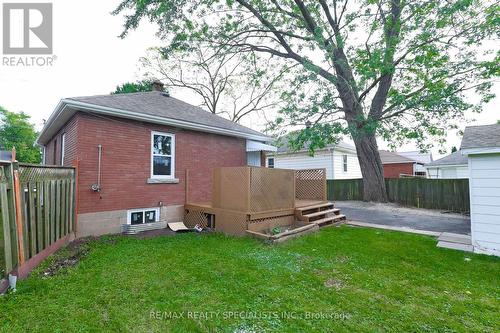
[295,202,334,211]
[304,208,340,218]
[312,215,346,225]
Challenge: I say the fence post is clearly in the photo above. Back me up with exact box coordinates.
[12,162,25,265]
[1,166,13,273]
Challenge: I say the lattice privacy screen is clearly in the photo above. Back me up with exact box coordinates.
[295,169,327,201]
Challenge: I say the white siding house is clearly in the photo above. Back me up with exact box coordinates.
[461,124,500,256]
[267,141,362,179]
[425,151,469,179]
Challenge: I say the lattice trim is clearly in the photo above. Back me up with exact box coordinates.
[19,166,74,183]
[184,209,210,228]
[295,169,326,201]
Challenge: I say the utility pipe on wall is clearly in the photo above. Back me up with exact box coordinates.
[91,145,102,192]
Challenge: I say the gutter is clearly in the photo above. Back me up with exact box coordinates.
[37,99,272,145]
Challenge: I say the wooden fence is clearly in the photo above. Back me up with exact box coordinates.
[327,178,470,212]
[0,161,76,279]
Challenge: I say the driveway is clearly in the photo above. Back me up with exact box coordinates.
[335,201,471,235]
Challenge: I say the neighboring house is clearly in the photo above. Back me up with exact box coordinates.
[398,151,433,176]
[37,83,274,237]
[266,141,362,180]
[461,124,500,256]
[0,150,13,161]
[379,150,425,178]
[425,151,468,179]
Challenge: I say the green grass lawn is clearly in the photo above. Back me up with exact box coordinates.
[1,226,499,332]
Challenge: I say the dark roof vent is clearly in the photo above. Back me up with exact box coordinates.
[152,80,165,92]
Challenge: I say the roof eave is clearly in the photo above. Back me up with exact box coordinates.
[425,163,467,168]
[37,99,271,145]
[461,147,500,155]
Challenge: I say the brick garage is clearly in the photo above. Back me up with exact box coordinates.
[38,90,270,236]
[383,163,415,178]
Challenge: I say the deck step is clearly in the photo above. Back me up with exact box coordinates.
[303,208,340,219]
[312,214,346,226]
[295,202,334,212]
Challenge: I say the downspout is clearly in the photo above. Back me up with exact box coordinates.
[91,145,102,192]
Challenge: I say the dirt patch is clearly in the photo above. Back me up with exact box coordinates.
[41,237,95,278]
[324,278,345,290]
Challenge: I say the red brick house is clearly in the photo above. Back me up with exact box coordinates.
[379,150,424,178]
[37,83,275,236]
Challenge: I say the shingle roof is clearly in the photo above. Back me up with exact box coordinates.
[379,150,416,164]
[397,151,433,164]
[425,150,467,167]
[461,124,500,150]
[67,92,266,138]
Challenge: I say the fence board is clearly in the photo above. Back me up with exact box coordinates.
[28,183,36,257]
[43,181,50,248]
[50,180,56,245]
[36,182,43,253]
[328,178,470,213]
[0,182,13,273]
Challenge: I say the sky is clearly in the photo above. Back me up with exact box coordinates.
[0,0,498,160]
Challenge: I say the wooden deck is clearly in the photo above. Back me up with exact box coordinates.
[295,199,328,208]
[187,199,327,211]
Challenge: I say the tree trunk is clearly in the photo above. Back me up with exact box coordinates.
[352,133,388,202]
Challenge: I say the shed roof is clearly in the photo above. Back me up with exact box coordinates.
[461,124,500,150]
[379,150,416,164]
[425,151,468,167]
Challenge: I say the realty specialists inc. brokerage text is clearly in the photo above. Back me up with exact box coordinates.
[150,310,351,321]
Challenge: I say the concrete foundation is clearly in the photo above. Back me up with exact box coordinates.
[76,204,184,237]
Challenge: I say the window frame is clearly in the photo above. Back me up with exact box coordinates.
[60,133,66,166]
[342,154,348,172]
[267,157,275,168]
[127,207,160,225]
[150,131,175,179]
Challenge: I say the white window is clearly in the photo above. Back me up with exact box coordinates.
[268,157,275,168]
[342,155,348,172]
[60,133,66,166]
[127,207,160,225]
[151,132,175,178]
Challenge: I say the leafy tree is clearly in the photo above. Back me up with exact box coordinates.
[141,45,289,123]
[451,146,458,153]
[112,80,154,94]
[114,0,498,201]
[0,107,41,163]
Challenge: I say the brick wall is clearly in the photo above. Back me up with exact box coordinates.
[44,115,79,166]
[71,113,246,214]
[383,163,414,178]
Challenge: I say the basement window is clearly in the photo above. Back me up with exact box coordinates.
[151,132,175,179]
[127,208,160,225]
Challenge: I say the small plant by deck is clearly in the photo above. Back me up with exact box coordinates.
[1,227,499,332]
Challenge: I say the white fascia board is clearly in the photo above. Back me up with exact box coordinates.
[425,164,467,169]
[461,147,500,155]
[37,99,271,145]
